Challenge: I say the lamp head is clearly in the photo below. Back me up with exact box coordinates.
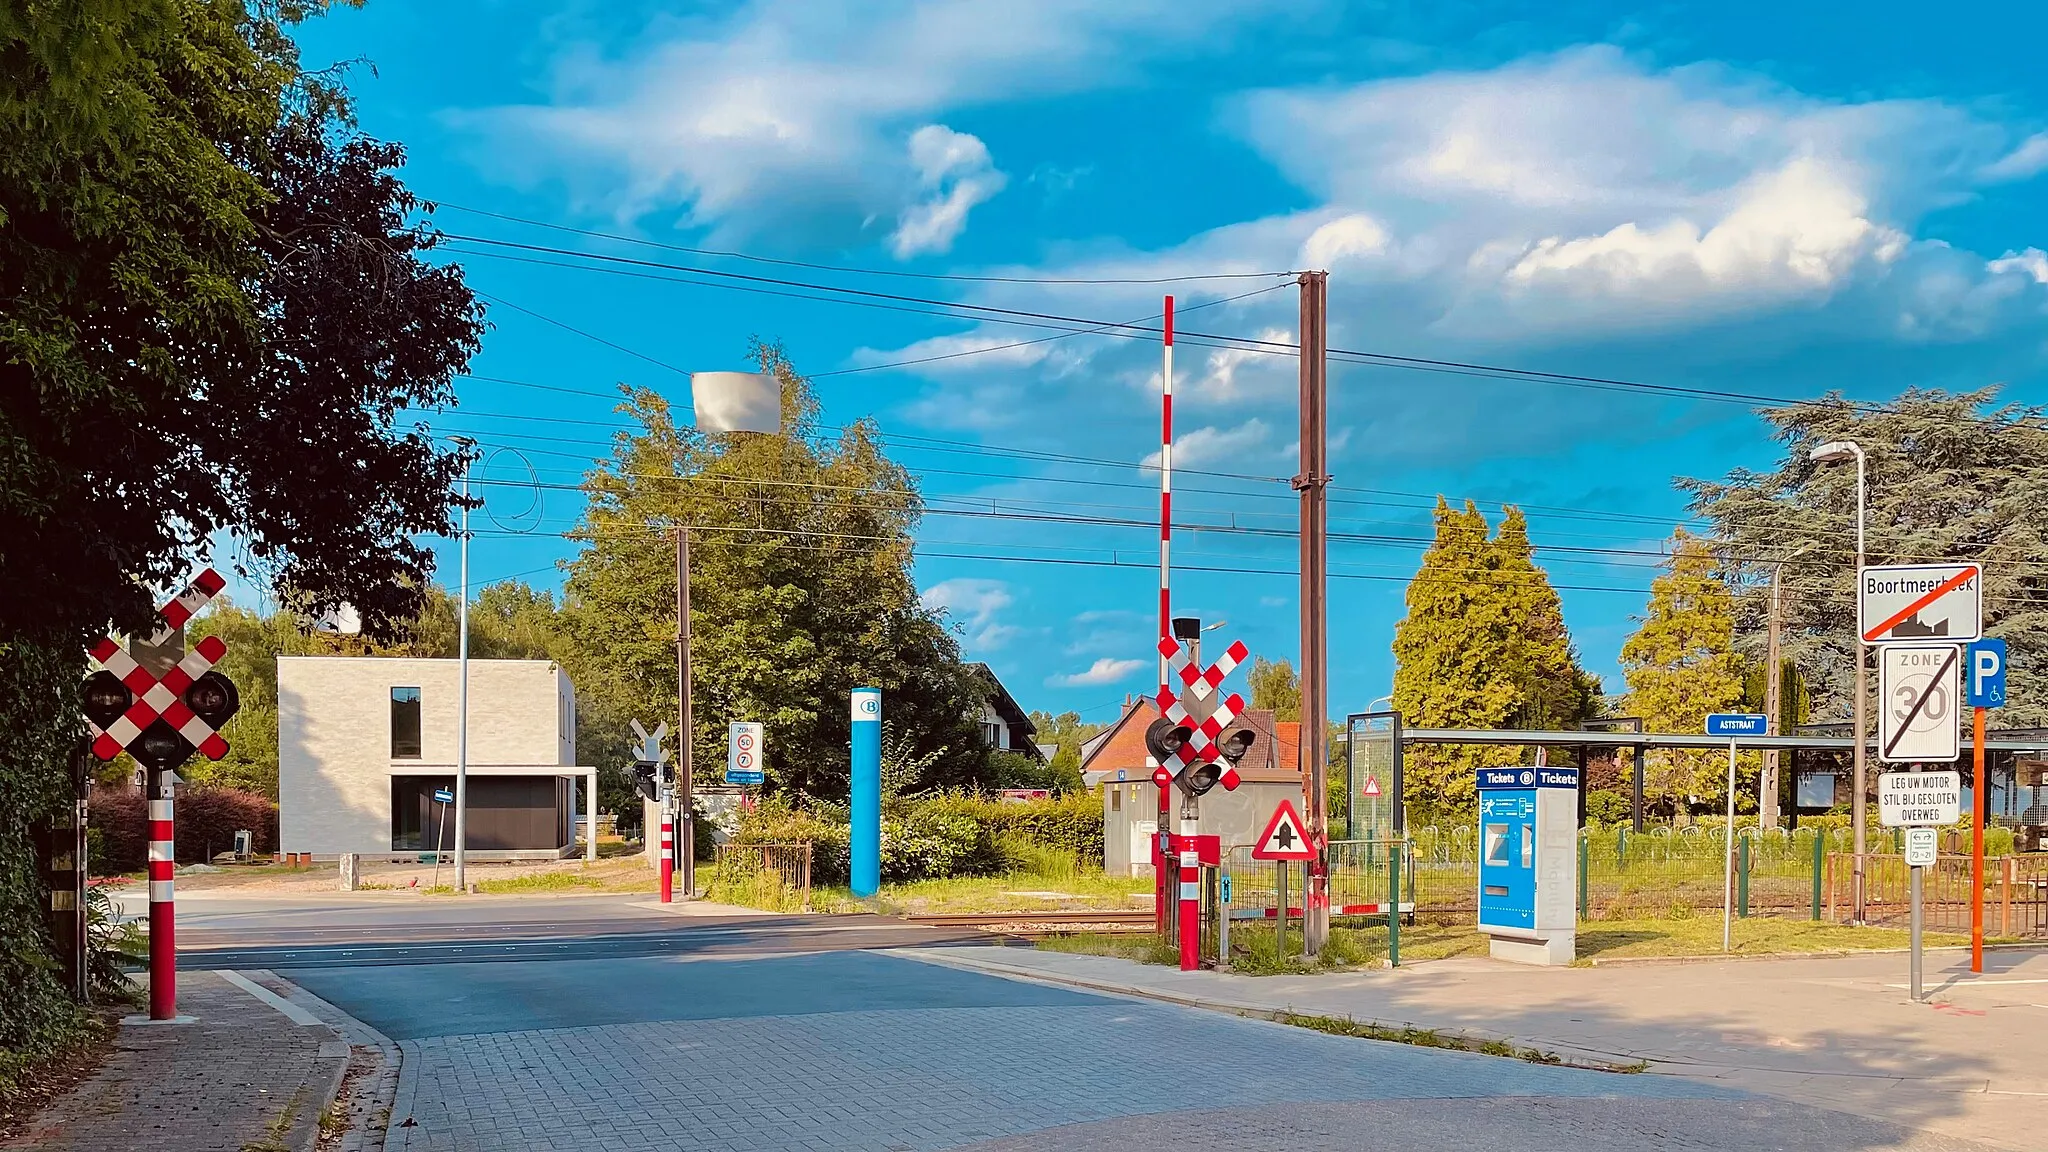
[1809,440,1859,465]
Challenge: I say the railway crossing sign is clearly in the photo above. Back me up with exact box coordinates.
[1860,564,1982,644]
[1251,799,1315,860]
[629,719,669,766]
[1161,635,1248,701]
[1879,645,1962,763]
[726,721,764,785]
[82,569,239,771]
[1150,634,1253,792]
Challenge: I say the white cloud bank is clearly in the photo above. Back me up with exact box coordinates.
[1050,657,1146,687]
[921,577,1019,649]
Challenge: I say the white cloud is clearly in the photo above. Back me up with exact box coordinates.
[1050,657,1146,687]
[921,577,1019,649]
[1990,248,2048,284]
[472,0,1253,244]
[890,125,1007,258]
[1141,419,1276,470]
[1501,157,1908,300]
[1984,132,2048,182]
[1301,213,1391,267]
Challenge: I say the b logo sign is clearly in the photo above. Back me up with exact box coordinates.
[1969,638,2007,709]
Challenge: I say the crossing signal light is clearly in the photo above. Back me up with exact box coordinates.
[82,671,131,731]
[1144,717,1193,765]
[1213,726,1255,792]
[630,761,660,801]
[1181,757,1223,796]
[184,670,239,731]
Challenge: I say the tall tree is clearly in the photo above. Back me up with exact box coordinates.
[562,343,984,800]
[1,0,482,1055]
[1246,656,1301,722]
[1620,531,1748,810]
[1682,388,2048,728]
[1392,499,1599,820]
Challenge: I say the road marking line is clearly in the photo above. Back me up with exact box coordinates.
[216,969,324,1026]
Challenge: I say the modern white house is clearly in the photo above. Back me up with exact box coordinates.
[277,657,597,862]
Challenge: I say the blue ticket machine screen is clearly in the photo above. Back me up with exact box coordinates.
[1478,790,1537,929]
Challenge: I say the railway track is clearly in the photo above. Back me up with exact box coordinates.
[901,909,1156,937]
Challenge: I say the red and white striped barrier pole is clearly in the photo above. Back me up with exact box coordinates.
[147,791,176,1019]
[658,809,674,903]
[1177,834,1201,971]
[1155,295,1175,934]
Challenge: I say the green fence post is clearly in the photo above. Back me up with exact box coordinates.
[1388,839,1401,969]
[1616,824,1627,867]
[1578,834,1590,920]
[1738,833,1750,919]
[1810,831,1824,921]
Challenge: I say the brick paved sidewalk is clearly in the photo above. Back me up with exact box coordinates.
[900,944,2048,1152]
[6,971,349,1151]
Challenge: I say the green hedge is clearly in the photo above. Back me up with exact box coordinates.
[729,791,1103,885]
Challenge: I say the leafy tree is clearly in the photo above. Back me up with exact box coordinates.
[1027,709,1104,784]
[1682,388,2048,727]
[1391,499,1599,820]
[1,0,481,1055]
[1246,657,1301,722]
[561,342,984,801]
[1620,531,1748,810]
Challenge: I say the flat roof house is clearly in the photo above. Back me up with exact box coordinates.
[279,657,597,862]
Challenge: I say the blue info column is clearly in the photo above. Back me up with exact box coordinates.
[850,687,882,897]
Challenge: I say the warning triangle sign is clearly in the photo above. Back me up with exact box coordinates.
[1251,799,1315,861]
[1361,773,1381,798]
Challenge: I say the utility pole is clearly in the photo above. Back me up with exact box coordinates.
[1294,270,1331,956]
[676,526,695,900]
[1761,564,1783,829]
[453,446,472,893]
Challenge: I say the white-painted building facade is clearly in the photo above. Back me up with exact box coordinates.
[277,656,597,861]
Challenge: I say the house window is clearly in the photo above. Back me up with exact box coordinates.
[391,687,422,759]
[982,721,1003,749]
[1111,788,1122,812]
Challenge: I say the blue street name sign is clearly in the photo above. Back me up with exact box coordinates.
[1704,713,1769,738]
[1969,638,2007,709]
[725,767,764,786]
[433,787,454,803]
[1476,766,1580,790]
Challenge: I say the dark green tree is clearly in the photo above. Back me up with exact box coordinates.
[1246,656,1301,722]
[562,343,984,800]
[1681,388,2048,728]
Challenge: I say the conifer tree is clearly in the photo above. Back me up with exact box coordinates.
[1620,531,1748,812]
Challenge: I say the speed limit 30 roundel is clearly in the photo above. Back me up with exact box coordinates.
[1878,644,1962,764]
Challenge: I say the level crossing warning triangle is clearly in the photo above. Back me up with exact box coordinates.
[1361,773,1381,798]
[1251,799,1315,861]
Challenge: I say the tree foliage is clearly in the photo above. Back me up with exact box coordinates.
[561,342,985,801]
[1391,500,1600,818]
[1682,388,2048,727]
[1620,531,1748,808]
[0,0,480,1055]
[1246,656,1301,722]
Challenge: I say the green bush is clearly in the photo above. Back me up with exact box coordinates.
[730,799,850,883]
[1585,790,1631,825]
[882,808,985,881]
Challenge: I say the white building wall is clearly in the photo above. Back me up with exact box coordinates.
[278,657,572,856]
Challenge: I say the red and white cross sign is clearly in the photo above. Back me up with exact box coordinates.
[85,569,230,762]
[1160,636,1247,701]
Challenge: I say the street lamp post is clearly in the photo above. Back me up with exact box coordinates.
[1811,439,1867,922]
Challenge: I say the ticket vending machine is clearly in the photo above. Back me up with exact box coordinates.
[1476,765,1579,966]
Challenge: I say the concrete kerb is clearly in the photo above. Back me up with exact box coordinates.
[1588,940,2048,967]
[888,948,1648,1074]
[247,969,405,1152]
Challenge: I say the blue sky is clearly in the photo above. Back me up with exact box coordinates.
[279,0,2048,726]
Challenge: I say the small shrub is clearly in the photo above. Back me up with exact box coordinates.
[1585,790,1630,825]
[883,808,985,881]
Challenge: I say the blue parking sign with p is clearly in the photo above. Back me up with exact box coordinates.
[1968,638,2007,708]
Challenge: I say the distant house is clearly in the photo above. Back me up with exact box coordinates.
[1082,695,1303,876]
[278,657,597,862]
[968,663,1042,761]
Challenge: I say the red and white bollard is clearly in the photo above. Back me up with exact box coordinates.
[147,793,176,1019]
[658,811,674,903]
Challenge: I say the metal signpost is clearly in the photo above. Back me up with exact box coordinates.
[726,722,765,786]
[1705,714,1768,952]
[430,787,455,889]
[1966,638,2006,972]
[1879,770,1962,1001]
[630,719,673,902]
[80,568,239,1021]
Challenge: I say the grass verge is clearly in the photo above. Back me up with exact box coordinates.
[1271,1011,1623,1070]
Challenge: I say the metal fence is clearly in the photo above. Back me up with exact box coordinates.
[1823,852,2048,936]
[709,842,812,912]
